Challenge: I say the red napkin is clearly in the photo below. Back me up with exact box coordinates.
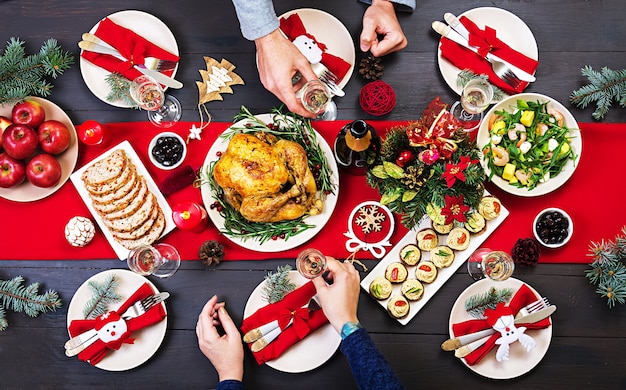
[439,16,538,94]
[279,13,352,81]
[81,17,179,81]
[240,281,329,365]
[68,282,167,365]
[451,284,551,366]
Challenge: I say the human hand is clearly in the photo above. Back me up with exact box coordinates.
[255,29,318,118]
[360,0,408,57]
[312,257,361,333]
[196,295,244,382]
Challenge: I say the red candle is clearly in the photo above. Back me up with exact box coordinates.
[77,120,110,147]
[172,201,208,232]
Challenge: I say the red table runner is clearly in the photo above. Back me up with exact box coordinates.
[1,121,624,264]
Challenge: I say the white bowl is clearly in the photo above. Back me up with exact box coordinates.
[148,132,186,170]
[533,207,573,248]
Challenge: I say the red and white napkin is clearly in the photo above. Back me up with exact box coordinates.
[279,13,352,81]
[81,17,179,81]
[451,283,551,366]
[240,281,328,365]
[439,16,538,94]
[68,282,167,366]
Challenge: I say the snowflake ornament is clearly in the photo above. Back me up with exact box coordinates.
[344,201,395,259]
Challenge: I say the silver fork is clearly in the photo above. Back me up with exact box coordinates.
[121,292,170,320]
[311,62,345,97]
[516,296,550,318]
[80,33,177,72]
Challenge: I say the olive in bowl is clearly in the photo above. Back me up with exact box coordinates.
[533,207,573,248]
[148,132,186,170]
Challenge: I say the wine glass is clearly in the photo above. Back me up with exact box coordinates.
[296,248,327,279]
[299,79,337,120]
[450,78,494,133]
[467,248,514,281]
[129,75,182,128]
[127,243,181,278]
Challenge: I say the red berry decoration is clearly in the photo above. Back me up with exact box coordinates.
[395,150,414,167]
[359,80,396,116]
[511,238,541,266]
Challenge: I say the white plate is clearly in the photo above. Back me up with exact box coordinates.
[243,271,341,373]
[200,114,339,253]
[449,277,552,379]
[70,140,176,259]
[0,97,78,202]
[79,10,179,107]
[360,191,509,325]
[476,93,582,197]
[279,8,355,89]
[437,7,538,96]
[66,269,167,371]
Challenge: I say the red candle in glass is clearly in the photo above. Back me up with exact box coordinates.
[172,201,208,232]
[78,120,109,147]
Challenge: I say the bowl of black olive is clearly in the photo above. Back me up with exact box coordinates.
[148,132,187,170]
[533,207,573,248]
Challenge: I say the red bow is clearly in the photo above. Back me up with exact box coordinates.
[279,13,351,81]
[451,284,551,366]
[468,26,506,58]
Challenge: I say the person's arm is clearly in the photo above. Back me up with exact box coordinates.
[360,0,416,12]
[359,0,411,56]
[196,296,244,388]
[341,328,406,390]
[231,0,279,41]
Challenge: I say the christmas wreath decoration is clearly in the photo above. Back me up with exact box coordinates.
[366,97,486,229]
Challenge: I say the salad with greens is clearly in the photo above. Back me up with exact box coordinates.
[482,99,578,190]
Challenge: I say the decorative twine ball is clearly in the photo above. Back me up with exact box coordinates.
[359,80,396,116]
[511,237,541,266]
[65,216,96,247]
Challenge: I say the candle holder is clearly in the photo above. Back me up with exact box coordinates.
[77,120,110,147]
[172,201,208,232]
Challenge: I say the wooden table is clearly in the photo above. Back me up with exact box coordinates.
[1,0,626,389]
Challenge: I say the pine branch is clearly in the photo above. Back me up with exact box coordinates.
[570,66,626,120]
[464,286,514,319]
[586,226,626,307]
[105,73,139,107]
[82,274,122,319]
[0,306,7,331]
[261,265,296,303]
[0,276,62,330]
[0,37,74,104]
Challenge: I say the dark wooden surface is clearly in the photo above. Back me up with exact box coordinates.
[1,0,626,389]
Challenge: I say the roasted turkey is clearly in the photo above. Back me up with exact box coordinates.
[213,132,322,222]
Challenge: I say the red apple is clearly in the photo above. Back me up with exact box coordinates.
[2,124,38,159]
[0,152,26,188]
[11,99,46,128]
[38,120,71,155]
[26,153,62,188]
[0,116,12,150]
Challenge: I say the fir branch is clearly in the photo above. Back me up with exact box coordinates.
[464,286,514,319]
[0,37,74,104]
[105,73,139,107]
[0,276,62,330]
[586,226,626,307]
[0,306,7,331]
[82,274,122,319]
[570,66,626,120]
[261,265,296,303]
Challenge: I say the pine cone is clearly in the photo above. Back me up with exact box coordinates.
[401,164,429,189]
[358,55,384,80]
[199,240,224,267]
[511,238,541,266]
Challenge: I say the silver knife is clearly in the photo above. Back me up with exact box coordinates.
[432,20,536,83]
[454,335,493,358]
[443,305,557,353]
[65,292,169,357]
[243,320,280,344]
[250,318,293,352]
[78,41,183,89]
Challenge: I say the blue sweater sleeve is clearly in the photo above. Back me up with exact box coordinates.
[340,328,406,390]
[230,0,280,41]
[216,379,244,390]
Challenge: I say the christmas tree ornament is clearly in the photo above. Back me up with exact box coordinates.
[65,216,96,247]
[344,201,395,259]
[358,54,384,80]
[511,238,541,266]
[192,57,245,142]
[199,240,224,267]
[359,80,396,116]
[395,150,414,168]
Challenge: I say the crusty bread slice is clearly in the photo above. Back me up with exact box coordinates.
[103,192,155,233]
[101,176,149,220]
[82,149,128,187]
[91,171,140,215]
[114,208,166,250]
[85,161,135,196]
[111,200,160,240]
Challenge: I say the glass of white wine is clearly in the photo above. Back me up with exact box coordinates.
[299,79,337,120]
[450,78,494,133]
[296,248,327,279]
[467,248,514,281]
[127,243,181,278]
[129,75,182,128]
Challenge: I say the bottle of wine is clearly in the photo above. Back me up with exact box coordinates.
[333,120,380,175]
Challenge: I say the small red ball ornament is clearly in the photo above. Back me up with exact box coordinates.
[395,150,414,167]
[359,80,396,116]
